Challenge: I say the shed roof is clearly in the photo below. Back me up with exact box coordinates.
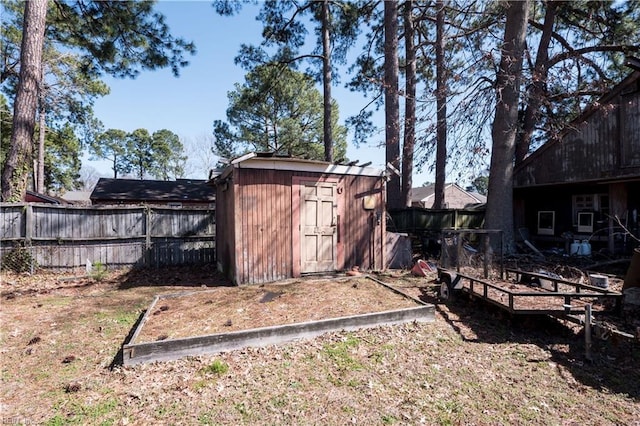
[214,152,385,181]
[90,178,216,203]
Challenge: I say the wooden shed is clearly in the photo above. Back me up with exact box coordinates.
[213,153,387,285]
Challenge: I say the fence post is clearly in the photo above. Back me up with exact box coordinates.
[25,204,34,274]
[585,304,593,361]
[25,204,33,243]
[145,206,152,267]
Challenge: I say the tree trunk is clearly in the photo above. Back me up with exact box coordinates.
[433,0,447,209]
[384,0,401,209]
[515,0,556,165]
[321,0,333,163]
[1,0,48,201]
[112,153,118,179]
[401,1,416,208]
[485,0,529,253]
[37,106,45,193]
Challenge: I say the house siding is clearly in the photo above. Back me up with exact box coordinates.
[513,71,640,254]
[514,72,640,187]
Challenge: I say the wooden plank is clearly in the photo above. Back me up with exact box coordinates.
[0,206,25,239]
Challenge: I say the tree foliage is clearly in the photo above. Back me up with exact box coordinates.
[42,124,82,193]
[90,128,186,181]
[152,129,187,180]
[469,175,489,196]
[2,93,83,193]
[213,64,347,162]
[90,129,130,179]
[0,0,195,200]
[46,0,196,79]
[215,0,361,162]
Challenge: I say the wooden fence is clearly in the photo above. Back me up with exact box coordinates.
[387,207,485,234]
[387,207,486,257]
[0,203,215,271]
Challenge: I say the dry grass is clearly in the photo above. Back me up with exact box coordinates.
[1,266,639,425]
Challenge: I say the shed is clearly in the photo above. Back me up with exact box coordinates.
[213,153,387,285]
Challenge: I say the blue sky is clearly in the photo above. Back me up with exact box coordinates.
[88,1,434,184]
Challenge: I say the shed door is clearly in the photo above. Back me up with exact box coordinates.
[300,182,337,273]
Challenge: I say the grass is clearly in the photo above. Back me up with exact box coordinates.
[322,334,363,372]
[200,359,229,376]
[1,267,639,425]
[46,398,119,425]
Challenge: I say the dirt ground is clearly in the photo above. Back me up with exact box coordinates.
[1,265,639,425]
[136,276,420,343]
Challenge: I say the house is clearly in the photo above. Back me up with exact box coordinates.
[213,153,386,285]
[90,178,216,208]
[24,190,63,204]
[513,69,640,254]
[24,190,68,204]
[60,190,92,205]
[409,183,486,209]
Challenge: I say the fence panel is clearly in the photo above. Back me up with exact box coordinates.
[388,207,485,234]
[0,205,25,240]
[0,203,215,271]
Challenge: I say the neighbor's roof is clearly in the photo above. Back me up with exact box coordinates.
[409,183,486,204]
[25,190,69,205]
[60,191,92,204]
[90,178,216,203]
[214,152,385,181]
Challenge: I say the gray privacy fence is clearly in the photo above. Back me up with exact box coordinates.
[0,204,215,271]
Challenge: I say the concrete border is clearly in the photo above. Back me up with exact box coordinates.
[122,276,435,365]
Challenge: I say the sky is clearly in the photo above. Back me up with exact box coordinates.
[88,1,435,184]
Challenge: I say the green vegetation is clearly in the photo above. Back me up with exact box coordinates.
[46,398,119,426]
[90,261,108,282]
[200,359,229,376]
[0,243,37,273]
[322,334,363,372]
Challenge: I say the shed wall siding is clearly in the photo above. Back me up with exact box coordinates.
[516,102,619,186]
[216,178,237,281]
[341,173,385,271]
[236,169,292,285]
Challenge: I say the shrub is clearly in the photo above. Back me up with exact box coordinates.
[1,244,37,273]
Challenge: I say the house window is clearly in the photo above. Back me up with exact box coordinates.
[168,202,183,208]
[572,194,608,226]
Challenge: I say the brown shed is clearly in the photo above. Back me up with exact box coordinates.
[213,153,387,285]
